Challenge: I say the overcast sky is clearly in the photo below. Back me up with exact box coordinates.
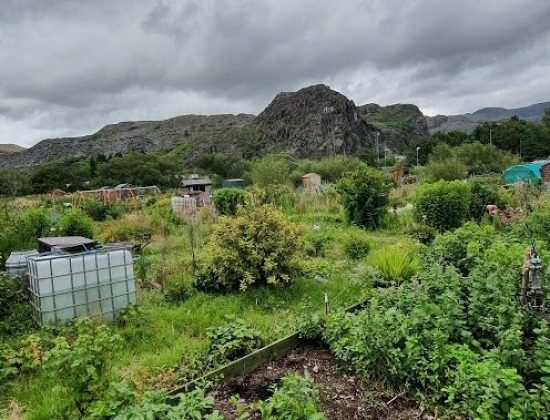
[1,0,550,147]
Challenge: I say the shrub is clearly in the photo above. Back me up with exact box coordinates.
[206,317,263,366]
[420,158,467,182]
[248,184,297,210]
[336,166,393,229]
[414,181,470,232]
[42,319,122,417]
[0,275,34,336]
[406,223,436,245]
[195,205,302,292]
[303,232,333,257]
[163,279,194,303]
[212,188,248,216]
[57,209,94,238]
[468,180,503,222]
[80,199,110,221]
[343,235,371,259]
[427,222,497,275]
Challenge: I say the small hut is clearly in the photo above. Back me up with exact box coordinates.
[180,176,213,207]
[302,173,322,193]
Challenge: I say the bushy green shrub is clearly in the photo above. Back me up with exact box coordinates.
[80,199,110,221]
[194,205,302,292]
[88,384,223,419]
[468,180,503,222]
[57,209,94,238]
[212,188,248,216]
[406,223,436,245]
[336,166,393,229]
[414,181,470,232]
[427,223,497,275]
[250,154,293,186]
[343,235,371,259]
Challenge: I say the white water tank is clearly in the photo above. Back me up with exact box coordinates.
[171,195,196,213]
[27,248,136,325]
[6,250,39,278]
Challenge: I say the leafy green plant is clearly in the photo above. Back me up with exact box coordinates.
[0,274,34,336]
[212,188,248,216]
[336,166,393,229]
[57,209,95,238]
[468,180,504,222]
[405,223,436,245]
[303,232,333,257]
[206,317,263,366]
[195,205,302,292]
[80,199,110,221]
[343,235,371,260]
[427,222,497,275]
[42,319,122,417]
[256,372,325,419]
[88,384,223,419]
[414,181,470,231]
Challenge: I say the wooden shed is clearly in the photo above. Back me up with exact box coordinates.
[532,160,550,183]
[180,177,213,207]
[301,173,322,193]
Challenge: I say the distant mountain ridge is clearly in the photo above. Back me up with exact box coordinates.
[426,101,550,134]
[0,86,548,169]
[0,144,26,154]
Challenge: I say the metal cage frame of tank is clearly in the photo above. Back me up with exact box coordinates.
[26,247,136,326]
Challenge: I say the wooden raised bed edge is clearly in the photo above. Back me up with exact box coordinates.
[167,298,370,398]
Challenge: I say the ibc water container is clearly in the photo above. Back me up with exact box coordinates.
[5,250,38,278]
[27,248,136,325]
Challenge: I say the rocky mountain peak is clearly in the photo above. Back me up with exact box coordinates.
[255,85,373,158]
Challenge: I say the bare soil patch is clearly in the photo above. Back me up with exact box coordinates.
[209,345,429,419]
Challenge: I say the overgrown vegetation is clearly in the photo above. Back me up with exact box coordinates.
[1,137,550,418]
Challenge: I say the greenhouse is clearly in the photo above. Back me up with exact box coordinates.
[502,162,543,184]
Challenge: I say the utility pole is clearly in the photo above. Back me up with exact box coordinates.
[384,138,387,167]
[375,132,380,166]
[416,146,420,166]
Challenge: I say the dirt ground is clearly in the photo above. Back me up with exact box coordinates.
[209,345,430,419]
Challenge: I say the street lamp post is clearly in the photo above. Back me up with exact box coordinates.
[416,146,420,166]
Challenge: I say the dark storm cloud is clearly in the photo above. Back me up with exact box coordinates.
[1,0,550,146]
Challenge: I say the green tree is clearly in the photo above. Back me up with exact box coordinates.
[212,188,248,216]
[336,166,393,229]
[57,209,94,238]
[419,158,468,182]
[250,155,294,186]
